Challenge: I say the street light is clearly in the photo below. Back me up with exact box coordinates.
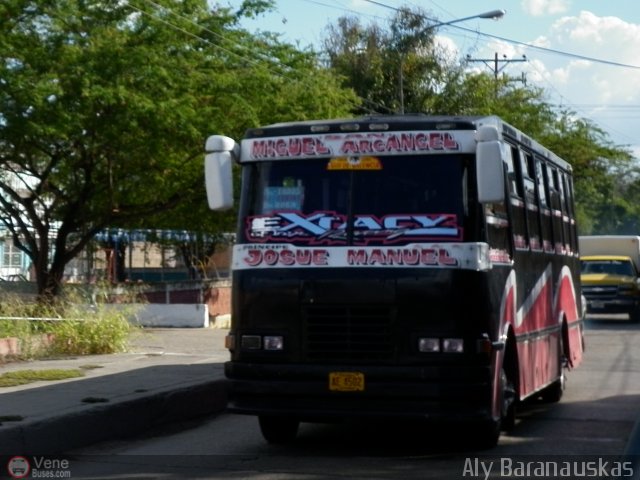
[398,9,506,113]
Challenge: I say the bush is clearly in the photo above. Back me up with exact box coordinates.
[0,295,44,332]
[0,288,141,358]
[47,303,137,356]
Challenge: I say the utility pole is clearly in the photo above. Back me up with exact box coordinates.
[507,72,527,86]
[398,9,506,113]
[466,52,527,80]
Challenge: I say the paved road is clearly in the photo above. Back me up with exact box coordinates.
[61,316,640,479]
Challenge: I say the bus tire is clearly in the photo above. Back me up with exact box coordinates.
[471,366,515,449]
[630,306,640,323]
[500,368,517,432]
[258,415,299,444]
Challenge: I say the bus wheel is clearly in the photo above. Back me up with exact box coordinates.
[258,415,299,444]
[500,368,517,432]
[470,368,514,449]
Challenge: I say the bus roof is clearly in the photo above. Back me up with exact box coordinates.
[242,114,571,171]
[245,114,483,135]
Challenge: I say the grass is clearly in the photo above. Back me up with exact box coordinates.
[0,368,85,387]
[0,285,142,360]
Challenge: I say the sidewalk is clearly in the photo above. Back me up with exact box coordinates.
[0,327,230,455]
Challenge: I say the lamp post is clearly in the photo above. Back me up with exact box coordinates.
[398,9,506,114]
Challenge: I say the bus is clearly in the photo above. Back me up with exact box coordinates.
[204,115,585,447]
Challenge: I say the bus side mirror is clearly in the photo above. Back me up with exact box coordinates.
[204,135,238,210]
[476,140,506,204]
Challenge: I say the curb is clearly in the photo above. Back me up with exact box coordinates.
[0,379,228,455]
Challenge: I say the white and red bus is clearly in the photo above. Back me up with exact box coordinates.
[204,115,585,447]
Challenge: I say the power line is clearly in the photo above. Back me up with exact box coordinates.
[355,0,640,148]
[125,1,388,113]
[466,52,527,80]
[476,30,640,71]
[125,0,640,135]
[359,0,640,71]
[524,60,639,147]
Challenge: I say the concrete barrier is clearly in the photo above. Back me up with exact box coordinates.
[132,303,209,328]
[110,303,210,328]
[212,313,231,329]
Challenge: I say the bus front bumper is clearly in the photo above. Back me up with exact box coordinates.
[224,361,494,422]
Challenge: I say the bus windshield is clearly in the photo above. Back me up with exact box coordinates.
[243,155,470,246]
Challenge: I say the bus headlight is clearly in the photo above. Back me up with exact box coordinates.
[239,334,284,351]
[264,335,284,351]
[418,337,464,353]
[443,338,464,353]
[418,337,440,353]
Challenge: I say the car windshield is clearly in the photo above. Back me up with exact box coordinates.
[580,260,635,276]
[242,155,469,246]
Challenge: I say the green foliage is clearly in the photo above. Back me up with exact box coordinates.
[47,307,134,356]
[0,289,138,358]
[321,8,638,235]
[1,0,637,289]
[0,317,31,340]
[539,113,635,234]
[322,6,449,114]
[0,369,85,388]
[0,0,357,299]
[46,286,139,355]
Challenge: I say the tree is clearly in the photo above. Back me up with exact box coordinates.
[0,0,357,300]
[322,6,453,114]
[542,114,635,234]
[440,75,635,234]
[322,3,637,235]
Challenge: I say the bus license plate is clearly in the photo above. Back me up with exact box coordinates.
[329,372,365,392]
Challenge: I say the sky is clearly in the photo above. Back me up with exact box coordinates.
[222,0,640,159]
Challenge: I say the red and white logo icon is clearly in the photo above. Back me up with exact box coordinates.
[7,456,30,479]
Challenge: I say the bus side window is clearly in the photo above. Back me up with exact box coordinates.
[507,143,528,250]
[504,144,520,197]
[537,157,554,254]
[566,175,579,253]
[547,165,565,254]
[522,151,541,251]
[484,152,511,259]
[559,172,576,255]
[521,152,536,204]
